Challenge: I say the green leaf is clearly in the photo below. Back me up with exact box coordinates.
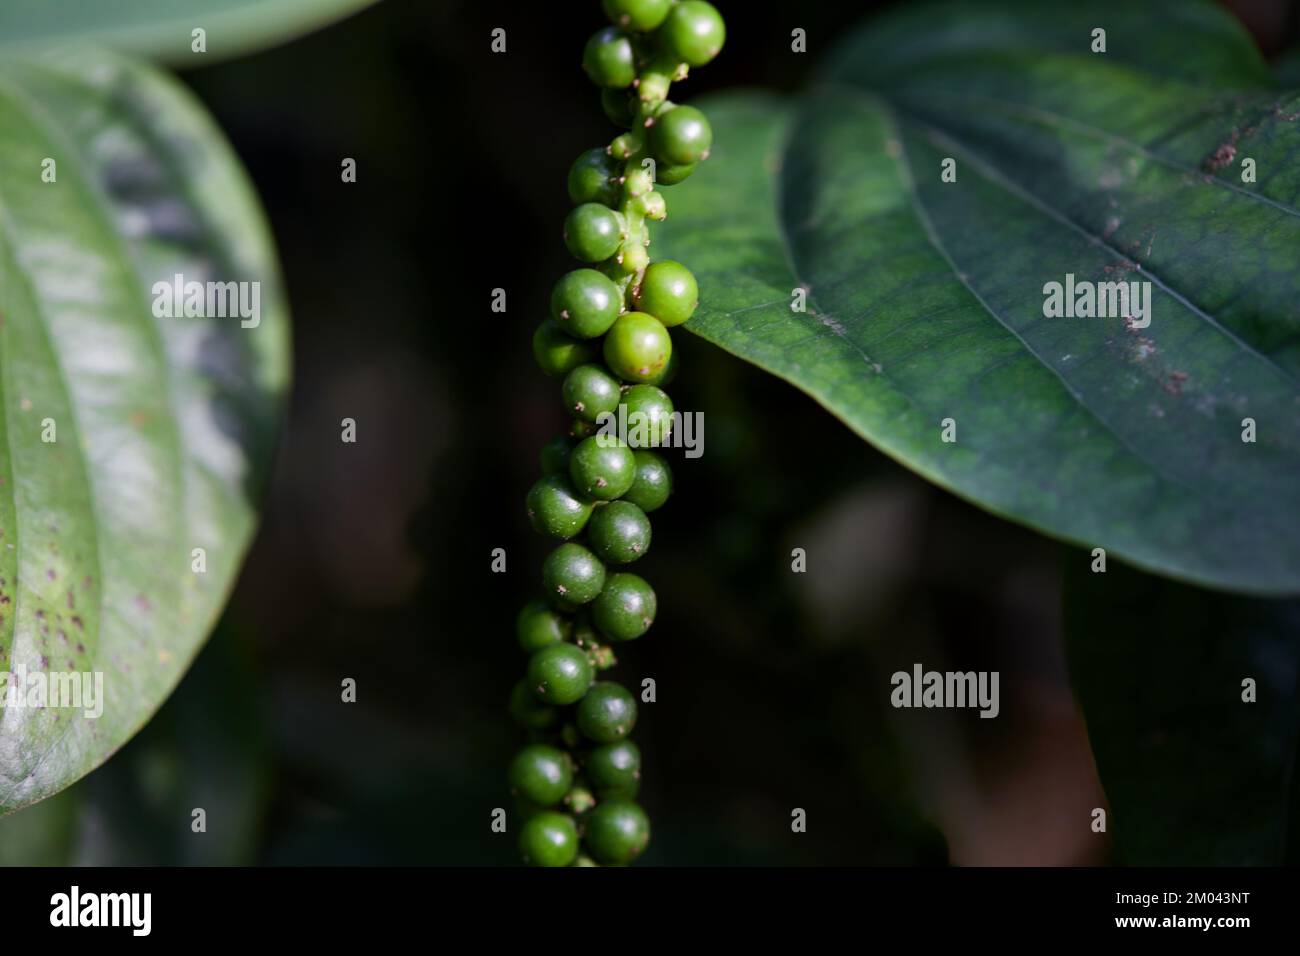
[0,47,289,814]
[655,0,1300,595]
[1063,561,1299,864]
[0,0,380,64]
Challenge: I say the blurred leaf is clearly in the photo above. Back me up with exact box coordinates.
[0,0,381,65]
[655,0,1300,594]
[0,48,289,814]
[0,786,77,864]
[1063,561,1300,864]
[0,624,271,864]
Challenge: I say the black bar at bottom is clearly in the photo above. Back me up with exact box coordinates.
[2,866,1286,941]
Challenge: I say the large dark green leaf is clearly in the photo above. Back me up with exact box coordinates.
[0,47,288,814]
[655,0,1300,594]
[1064,561,1299,864]
[0,0,380,64]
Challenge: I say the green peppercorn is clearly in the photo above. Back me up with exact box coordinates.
[642,345,678,387]
[516,599,572,652]
[550,268,622,339]
[603,312,672,383]
[563,364,622,423]
[659,1,725,67]
[542,542,607,609]
[527,641,594,705]
[534,319,598,378]
[569,436,637,500]
[583,27,637,88]
[539,436,577,475]
[634,260,698,327]
[584,800,650,865]
[567,147,621,207]
[576,680,638,743]
[624,449,673,512]
[564,203,624,263]
[526,474,593,540]
[585,740,642,799]
[592,572,657,641]
[621,384,674,447]
[519,811,580,867]
[588,500,652,564]
[654,161,696,186]
[509,678,560,731]
[603,0,672,31]
[509,744,574,806]
[651,105,712,165]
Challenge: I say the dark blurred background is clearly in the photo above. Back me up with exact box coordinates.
[2,0,1298,866]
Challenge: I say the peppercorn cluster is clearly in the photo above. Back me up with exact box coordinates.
[509,0,724,867]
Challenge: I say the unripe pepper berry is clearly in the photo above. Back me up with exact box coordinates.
[551,268,622,339]
[651,105,712,165]
[564,203,624,263]
[620,384,674,447]
[518,811,580,867]
[602,0,672,31]
[567,147,622,206]
[583,27,637,89]
[653,161,696,186]
[534,319,598,378]
[641,345,678,387]
[509,678,559,731]
[584,800,650,865]
[516,599,572,652]
[526,473,593,540]
[592,572,657,641]
[539,435,577,475]
[603,312,672,383]
[509,744,574,806]
[634,259,698,326]
[624,450,673,512]
[588,499,652,564]
[527,641,594,705]
[542,542,607,608]
[569,436,637,500]
[585,740,642,799]
[659,1,726,67]
[576,680,638,743]
[563,364,622,423]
